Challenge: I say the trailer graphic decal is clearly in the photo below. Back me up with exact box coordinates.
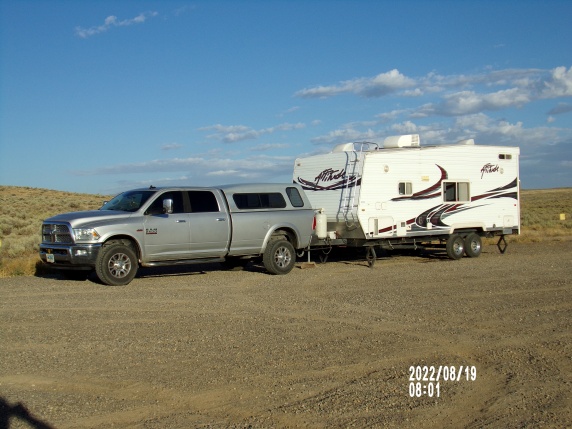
[296,168,361,191]
[379,178,518,234]
[392,165,448,201]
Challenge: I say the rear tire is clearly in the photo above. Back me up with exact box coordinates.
[95,242,138,286]
[464,233,482,258]
[263,240,296,275]
[446,234,464,260]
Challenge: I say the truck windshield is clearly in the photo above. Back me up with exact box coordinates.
[100,190,156,212]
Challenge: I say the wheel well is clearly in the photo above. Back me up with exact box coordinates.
[270,228,297,248]
[452,228,484,238]
[104,236,141,258]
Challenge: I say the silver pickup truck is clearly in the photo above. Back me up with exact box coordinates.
[39,183,315,286]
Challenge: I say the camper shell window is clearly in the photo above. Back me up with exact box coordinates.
[399,182,413,196]
[443,181,470,203]
[286,187,305,207]
[233,193,287,210]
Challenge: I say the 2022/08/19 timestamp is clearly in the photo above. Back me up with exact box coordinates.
[409,365,477,398]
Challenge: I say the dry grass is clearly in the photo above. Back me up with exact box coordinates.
[515,188,572,242]
[0,186,110,277]
[0,186,570,277]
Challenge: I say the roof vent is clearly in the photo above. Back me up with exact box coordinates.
[331,143,356,152]
[383,134,420,148]
[457,138,475,145]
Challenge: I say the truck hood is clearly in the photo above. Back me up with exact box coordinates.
[44,210,133,227]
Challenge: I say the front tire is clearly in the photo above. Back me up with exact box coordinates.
[445,234,464,260]
[263,240,296,275]
[464,233,482,258]
[95,242,138,286]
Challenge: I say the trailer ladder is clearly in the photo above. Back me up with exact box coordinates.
[339,143,366,227]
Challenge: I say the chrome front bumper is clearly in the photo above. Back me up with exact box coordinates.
[39,243,102,269]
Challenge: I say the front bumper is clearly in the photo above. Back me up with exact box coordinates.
[39,243,102,270]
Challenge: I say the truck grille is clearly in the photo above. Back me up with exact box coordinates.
[42,223,73,244]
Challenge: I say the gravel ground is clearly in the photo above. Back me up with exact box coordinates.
[1,240,571,428]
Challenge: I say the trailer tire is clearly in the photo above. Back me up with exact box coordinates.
[263,239,295,275]
[464,233,482,258]
[446,234,465,260]
[95,242,138,286]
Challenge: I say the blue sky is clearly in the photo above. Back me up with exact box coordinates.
[1,0,571,195]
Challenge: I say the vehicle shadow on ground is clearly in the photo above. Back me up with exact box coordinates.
[0,397,55,429]
[34,246,477,284]
[307,246,454,266]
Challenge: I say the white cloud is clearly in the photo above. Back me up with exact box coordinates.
[250,143,289,151]
[295,66,572,118]
[310,127,379,145]
[200,122,305,143]
[295,69,415,99]
[75,11,158,38]
[73,154,295,181]
[548,102,572,115]
[539,66,572,98]
[161,143,183,151]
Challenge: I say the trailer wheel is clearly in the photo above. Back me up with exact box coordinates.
[95,242,138,286]
[464,233,482,258]
[446,234,465,260]
[263,239,295,275]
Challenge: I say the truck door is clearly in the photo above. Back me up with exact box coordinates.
[187,190,230,258]
[143,191,191,261]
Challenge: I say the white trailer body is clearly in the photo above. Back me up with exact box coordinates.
[293,135,520,259]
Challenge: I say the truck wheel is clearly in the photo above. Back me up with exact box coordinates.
[95,242,138,286]
[464,233,482,258]
[263,240,296,275]
[445,234,464,260]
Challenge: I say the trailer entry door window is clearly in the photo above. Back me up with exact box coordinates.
[399,182,413,196]
[443,181,470,203]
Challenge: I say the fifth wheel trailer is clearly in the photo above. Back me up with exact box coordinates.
[293,134,520,264]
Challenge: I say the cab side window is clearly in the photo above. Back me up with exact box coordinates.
[188,191,220,212]
[147,192,185,214]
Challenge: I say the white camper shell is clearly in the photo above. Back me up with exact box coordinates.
[293,135,520,263]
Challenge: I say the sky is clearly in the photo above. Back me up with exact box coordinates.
[1,0,571,195]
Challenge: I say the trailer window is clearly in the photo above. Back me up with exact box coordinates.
[286,187,305,207]
[233,193,287,209]
[399,182,412,196]
[443,181,470,202]
[188,191,220,212]
[499,153,513,160]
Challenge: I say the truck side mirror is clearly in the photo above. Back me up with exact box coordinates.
[163,199,173,214]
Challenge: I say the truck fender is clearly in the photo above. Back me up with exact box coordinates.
[261,224,300,252]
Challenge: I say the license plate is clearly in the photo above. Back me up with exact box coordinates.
[46,254,55,263]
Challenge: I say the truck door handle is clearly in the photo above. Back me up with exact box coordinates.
[176,220,186,223]
[216,218,226,222]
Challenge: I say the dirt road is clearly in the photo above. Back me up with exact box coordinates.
[1,240,571,428]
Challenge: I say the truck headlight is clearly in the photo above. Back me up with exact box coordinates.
[73,228,101,242]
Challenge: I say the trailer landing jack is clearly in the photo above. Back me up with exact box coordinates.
[497,235,508,254]
[365,246,376,268]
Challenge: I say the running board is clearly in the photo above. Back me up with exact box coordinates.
[142,257,225,268]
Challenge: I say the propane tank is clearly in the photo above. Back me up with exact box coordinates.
[315,208,328,239]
